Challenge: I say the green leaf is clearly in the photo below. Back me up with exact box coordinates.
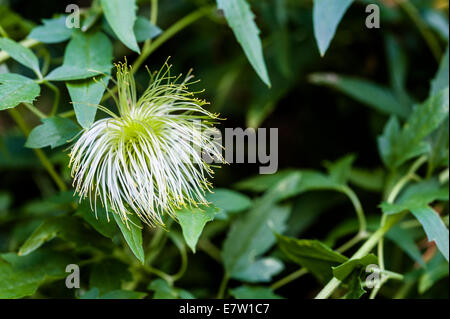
[81,287,100,299]
[100,0,140,53]
[386,225,424,266]
[0,73,40,110]
[234,169,298,193]
[217,0,271,87]
[206,188,252,214]
[411,207,449,261]
[332,254,378,281]
[381,180,449,261]
[309,73,410,118]
[324,154,355,184]
[0,38,41,77]
[76,202,117,239]
[89,259,132,295]
[313,0,354,56]
[229,285,282,299]
[113,213,145,264]
[28,16,73,43]
[101,290,147,299]
[276,234,347,283]
[0,250,75,298]
[378,88,450,169]
[25,117,80,149]
[348,167,385,192]
[175,205,218,253]
[419,254,449,294]
[232,257,284,283]
[18,216,106,256]
[148,279,195,299]
[134,16,162,42]
[222,175,294,276]
[66,75,109,128]
[46,31,113,81]
[385,34,412,107]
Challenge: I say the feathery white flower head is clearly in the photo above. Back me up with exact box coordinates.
[69,62,223,227]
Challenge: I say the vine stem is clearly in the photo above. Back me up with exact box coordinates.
[7,108,67,191]
[315,156,427,299]
[341,185,367,235]
[270,268,308,291]
[217,274,229,299]
[315,213,405,299]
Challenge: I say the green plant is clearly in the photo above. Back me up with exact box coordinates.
[0,0,448,299]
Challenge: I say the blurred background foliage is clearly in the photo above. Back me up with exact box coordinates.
[0,0,448,299]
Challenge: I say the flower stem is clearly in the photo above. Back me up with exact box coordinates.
[270,268,308,291]
[217,274,229,299]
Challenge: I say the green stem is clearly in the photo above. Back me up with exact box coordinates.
[7,108,67,191]
[217,274,229,299]
[270,268,308,291]
[314,213,405,299]
[23,103,46,119]
[342,185,367,234]
[43,82,60,116]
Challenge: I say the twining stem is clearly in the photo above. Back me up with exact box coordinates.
[370,155,428,299]
[217,274,229,299]
[270,268,308,291]
[150,0,158,25]
[341,185,367,235]
[316,156,428,299]
[43,81,61,116]
[315,212,405,299]
[7,108,67,191]
[23,103,46,119]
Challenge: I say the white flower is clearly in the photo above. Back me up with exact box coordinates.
[69,63,223,227]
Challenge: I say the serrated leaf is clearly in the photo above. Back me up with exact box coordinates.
[378,88,450,169]
[229,285,282,299]
[231,257,284,283]
[217,0,271,87]
[46,32,112,81]
[113,213,145,264]
[276,234,347,283]
[313,0,354,56]
[324,154,355,184]
[25,117,80,149]
[28,16,73,43]
[0,73,40,110]
[309,73,410,118]
[0,38,41,77]
[66,75,109,128]
[430,45,449,97]
[175,206,218,253]
[101,0,140,53]
[234,169,298,193]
